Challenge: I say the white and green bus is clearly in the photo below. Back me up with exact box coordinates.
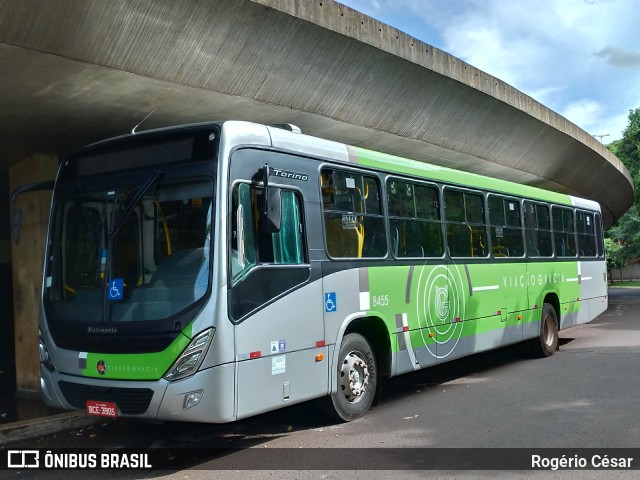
[34,120,607,422]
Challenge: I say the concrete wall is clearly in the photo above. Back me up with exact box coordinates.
[8,154,57,393]
[611,264,640,283]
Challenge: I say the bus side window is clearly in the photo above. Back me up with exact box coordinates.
[271,191,305,264]
[445,188,488,258]
[576,211,597,257]
[552,206,577,257]
[387,179,443,258]
[321,168,386,258]
[595,213,605,257]
[231,183,257,281]
[488,195,523,257]
[231,183,306,284]
[524,201,553,257]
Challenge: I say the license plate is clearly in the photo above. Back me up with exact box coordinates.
[86,400,117,418]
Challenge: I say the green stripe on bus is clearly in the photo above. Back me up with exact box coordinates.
[82,324,193,380]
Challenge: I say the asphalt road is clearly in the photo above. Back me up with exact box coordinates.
[4,288,640,479]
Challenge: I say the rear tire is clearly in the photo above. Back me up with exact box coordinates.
[529,303,559,357]
[322,333,377,422]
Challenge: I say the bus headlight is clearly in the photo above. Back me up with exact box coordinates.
[39,328,56,372]
[164,328,214,381]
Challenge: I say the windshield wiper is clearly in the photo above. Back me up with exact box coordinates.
[109,170,164,240]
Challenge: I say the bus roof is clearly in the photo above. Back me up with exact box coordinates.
[65,120,600,212]
[261,121,600,212]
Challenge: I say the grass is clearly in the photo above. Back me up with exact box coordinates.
[608,281,640,287]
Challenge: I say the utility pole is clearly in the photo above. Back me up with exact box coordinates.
[593,133,610,143]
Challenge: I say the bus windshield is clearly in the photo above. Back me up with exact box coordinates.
[44,175,213,323]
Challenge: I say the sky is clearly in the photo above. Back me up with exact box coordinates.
[337,0,640,142]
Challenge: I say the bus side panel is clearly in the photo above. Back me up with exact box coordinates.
[235,344,328,420]
[581,259,608,323]
[578,260,607,301]
[526,261,581,333]
[234,280,327,419]
[322,268,366,346]
[454,262,526,353]
[363,262,528,371]
[364,265,439,372]
[559,260,606,329]
[590,296,608,320]
[364,262,524,371]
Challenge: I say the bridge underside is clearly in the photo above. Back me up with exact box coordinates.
[0,0,632,227]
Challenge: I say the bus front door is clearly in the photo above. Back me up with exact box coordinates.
[230,152,327,419]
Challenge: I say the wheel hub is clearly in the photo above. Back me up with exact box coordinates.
[340,351,369,403]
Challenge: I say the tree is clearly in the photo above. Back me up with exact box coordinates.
[605,107,640,280]
[605,238,624,282]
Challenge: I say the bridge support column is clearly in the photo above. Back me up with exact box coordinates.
[9,154,57,393]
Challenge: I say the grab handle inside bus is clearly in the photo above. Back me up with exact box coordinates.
[11,180,55,243]
[237,203,246,270]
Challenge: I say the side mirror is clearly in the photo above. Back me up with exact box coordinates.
[262,187,282,234]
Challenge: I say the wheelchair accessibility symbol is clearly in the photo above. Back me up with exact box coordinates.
[325,292,337,313]
[108,278,124,301]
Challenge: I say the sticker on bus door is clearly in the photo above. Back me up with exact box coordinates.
[325,292,337,312]
[108,279,124,301]
[272,355,286,375]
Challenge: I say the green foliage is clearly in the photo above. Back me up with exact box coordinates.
[609,107,640,174]
[607,280,640,287]
[606,108,640,271]
[605,238,627,273]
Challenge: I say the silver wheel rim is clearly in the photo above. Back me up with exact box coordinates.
[340,350,369,404]
[543,313,555,348]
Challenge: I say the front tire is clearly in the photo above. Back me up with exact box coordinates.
[529,303,559,357]
[322,333,377,422]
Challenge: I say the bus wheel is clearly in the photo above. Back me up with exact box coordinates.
[323,333,377,422]
[530,303,559,357]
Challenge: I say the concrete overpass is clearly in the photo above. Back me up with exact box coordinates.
[0,0,633,394]
[0,0,633,225]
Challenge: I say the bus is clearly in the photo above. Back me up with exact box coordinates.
[33,120,607,423]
